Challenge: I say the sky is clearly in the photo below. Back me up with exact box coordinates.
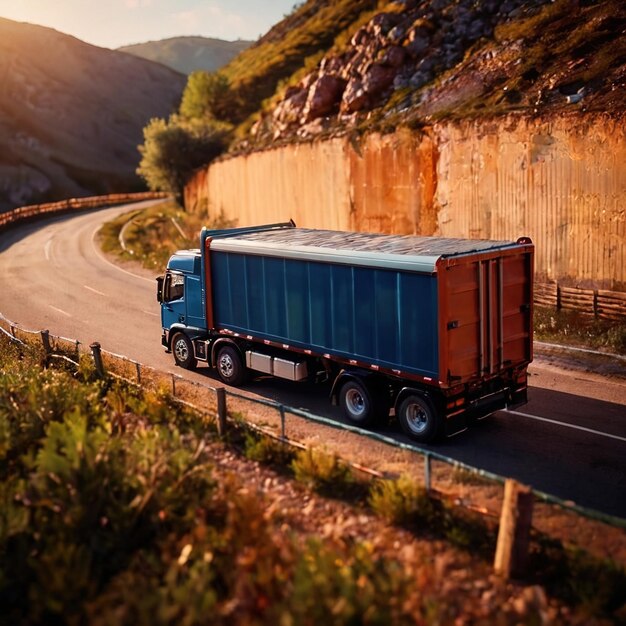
[0,0,298,48]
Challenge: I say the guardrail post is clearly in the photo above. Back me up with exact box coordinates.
[216,387,227,437]
[135,362,141,385]
[90,342,105,378]
[494,479,534,579]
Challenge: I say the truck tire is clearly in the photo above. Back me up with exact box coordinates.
[216,345,246,386]
[172,332,197,370]
[397,393,441,443]
[339,379,378,427]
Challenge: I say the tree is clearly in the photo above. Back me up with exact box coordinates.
[179,71,237,123]
[137,115,230,204]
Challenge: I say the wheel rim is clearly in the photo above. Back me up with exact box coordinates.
[404,401,429,434]
[174,339,189,362]
[345,387,366,417]
[219,353,234,378]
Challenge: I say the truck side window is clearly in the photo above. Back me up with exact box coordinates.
[166,272,184,301]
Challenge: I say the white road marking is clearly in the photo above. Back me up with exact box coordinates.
[90,226,154,284]
[143,310,159,317]
[506,409,626,443]
[44,239,53,261]
[84,285,107,297]
[49,305,72,318]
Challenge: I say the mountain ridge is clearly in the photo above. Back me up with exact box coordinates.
[118,36,252,75]
[0,17,186,212]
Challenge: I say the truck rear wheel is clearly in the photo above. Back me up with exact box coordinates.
[397,393,440,443]
[339,379,378,427]
[216,345,246,386]
[172,332,197,370]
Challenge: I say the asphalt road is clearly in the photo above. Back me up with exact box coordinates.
[1,203,625,518]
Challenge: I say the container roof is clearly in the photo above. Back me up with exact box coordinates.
[208,227,521,273]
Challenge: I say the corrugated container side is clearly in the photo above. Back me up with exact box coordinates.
[211,251,441,379]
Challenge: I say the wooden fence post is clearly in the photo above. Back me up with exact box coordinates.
[494,479,534,579]
[90,342,105,378]
[424,454,432,491]
[216,387,227,437]
[40,330,51,367]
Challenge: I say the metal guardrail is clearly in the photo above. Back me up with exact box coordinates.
[1,312,625,533]
[0,192,170,231]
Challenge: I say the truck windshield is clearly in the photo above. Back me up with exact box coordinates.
[165,272,184,302]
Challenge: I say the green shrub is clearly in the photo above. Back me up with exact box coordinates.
[244,431,296,467]
[368,475,432,525]
[291,447,353,496]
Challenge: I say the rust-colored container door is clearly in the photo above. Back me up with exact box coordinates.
[438,244,533,385]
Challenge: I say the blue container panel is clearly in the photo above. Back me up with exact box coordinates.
[211,252,439,378]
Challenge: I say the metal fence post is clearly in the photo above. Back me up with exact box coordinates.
[494,479,534,579]
[424,453,431,491]
[279,405,286,441]
[90,342,105,378]
[136,362,141,385]
[216,387,227,437]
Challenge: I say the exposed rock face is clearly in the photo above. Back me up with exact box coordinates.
[245,0,624,147]
[0,18,185,212]
[303,74,347,121]
[187,113,626,290]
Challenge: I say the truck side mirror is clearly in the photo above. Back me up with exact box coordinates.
[156,276,164,303]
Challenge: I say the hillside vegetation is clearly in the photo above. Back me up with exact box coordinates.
[2,333,625,623]
[235,0,626,147]
[119,36,251,75]
[0,18,185,212]
[138,0,624,197]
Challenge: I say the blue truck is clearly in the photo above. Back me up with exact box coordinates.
[157,221,534,442]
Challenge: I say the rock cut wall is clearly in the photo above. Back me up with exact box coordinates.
[185,113,626,290]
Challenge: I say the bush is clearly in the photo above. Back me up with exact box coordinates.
[368,475,432,525]
[137,115,230,203]
[291,447,353,496]
[244,431,296,467]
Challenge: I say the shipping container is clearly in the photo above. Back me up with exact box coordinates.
[158,222,533,442]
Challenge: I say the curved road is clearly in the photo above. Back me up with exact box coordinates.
[1,203,625,518]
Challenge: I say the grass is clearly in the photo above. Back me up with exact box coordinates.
[534,305,626,355]
[98,201,234,271]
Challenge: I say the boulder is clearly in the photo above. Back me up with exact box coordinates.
[405,35,430,58]
[302,74,347,121]
[379,45,407,68]
[273,87,308,124]
[350,26,369,49]
[341,78,370,112]
[370,12,402,37]
[363,63,397,94]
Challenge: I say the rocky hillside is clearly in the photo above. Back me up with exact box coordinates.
[231,0,625,148]
[0,18,186,212]
[119,36,251,75]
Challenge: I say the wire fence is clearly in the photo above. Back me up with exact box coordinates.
[2,312,625,571]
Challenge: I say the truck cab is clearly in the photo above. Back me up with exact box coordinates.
[157,250,206,365]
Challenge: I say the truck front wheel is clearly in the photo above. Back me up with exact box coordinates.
[216,345,246,386]
[339,379,378,427]
[397,394,441,443]
[172,333,197,370]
